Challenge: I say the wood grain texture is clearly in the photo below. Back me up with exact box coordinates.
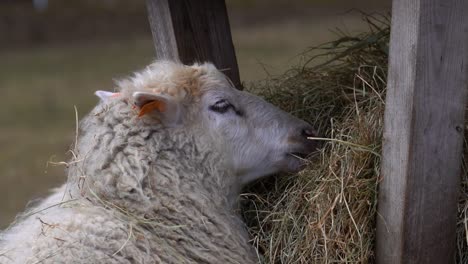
[376,0,468,263]
[145,0,179,61]
[145,0,242,89]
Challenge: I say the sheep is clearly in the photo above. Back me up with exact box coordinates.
[0,61,317,264]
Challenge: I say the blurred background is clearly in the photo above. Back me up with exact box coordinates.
[0,0,390,229]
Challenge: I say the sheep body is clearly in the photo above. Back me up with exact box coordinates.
[1,185,254,263]
[0,61,316,263]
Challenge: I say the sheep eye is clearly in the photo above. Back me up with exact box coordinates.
[209,99,232,114]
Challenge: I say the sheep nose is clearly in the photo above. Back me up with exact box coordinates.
[295,125,320,154]
[301,126,317,139]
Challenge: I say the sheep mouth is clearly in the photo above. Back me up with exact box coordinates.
[282,152,312,173]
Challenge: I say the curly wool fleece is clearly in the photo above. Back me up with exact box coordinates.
[0,61,259,263]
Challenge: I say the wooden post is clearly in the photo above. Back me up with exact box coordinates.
[145,0,242,89]
[376,0,468,263]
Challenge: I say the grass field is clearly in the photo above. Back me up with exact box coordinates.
[0,9,381,228]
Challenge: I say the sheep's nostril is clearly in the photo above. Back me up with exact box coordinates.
[301,127,317,138]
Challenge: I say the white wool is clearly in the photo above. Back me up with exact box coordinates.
[0,61,316,263]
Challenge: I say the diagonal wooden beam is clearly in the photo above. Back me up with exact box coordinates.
[145,0,242,89]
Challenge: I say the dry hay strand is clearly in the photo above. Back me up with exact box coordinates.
[242,14,468,263]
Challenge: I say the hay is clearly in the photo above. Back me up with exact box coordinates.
[242,15,468,263]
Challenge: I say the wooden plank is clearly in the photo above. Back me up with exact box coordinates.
[376,0,468,263]
[145,0,179,61]
[145,0,242,89]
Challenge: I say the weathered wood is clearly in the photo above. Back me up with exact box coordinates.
[145,0,242,89]
[376,0,468,263]
[145,0,179,61]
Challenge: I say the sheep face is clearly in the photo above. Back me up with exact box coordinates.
[113,62,318,186]
[199,84,318,184]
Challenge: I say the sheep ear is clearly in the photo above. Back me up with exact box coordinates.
[132,91,181,126]
[95,90,120,102]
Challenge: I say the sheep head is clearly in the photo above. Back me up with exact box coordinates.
[95,61,318,187]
